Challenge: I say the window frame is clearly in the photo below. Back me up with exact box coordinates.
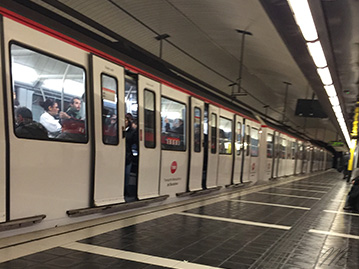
[219,116,232,155]
[210,113,217,154]
[9,41,88,143]
[101,72,119,146]
[160,95,187,152]
[144,89,156,149]
[193,106,201,153]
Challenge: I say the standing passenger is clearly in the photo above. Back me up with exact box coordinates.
[124,113,137,197]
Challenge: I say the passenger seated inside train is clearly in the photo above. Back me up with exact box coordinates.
[39,98,63,138]
[103,113,118,145]
[57,97,86,142]
[15,106,48,139]
[343,168,359,211]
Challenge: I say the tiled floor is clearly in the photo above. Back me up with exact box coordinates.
[1,170,359,268]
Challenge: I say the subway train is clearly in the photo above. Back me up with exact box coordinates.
[0,4,333,233]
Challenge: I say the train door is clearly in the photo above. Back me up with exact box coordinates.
[242,123,251,182]
[249,123,260,182]
[217,109,234,186]
[160,85,188,196]
[286,139,295,176]
[0,33,5,222]
[265,130,274,181]
[272,132,280,179]
[4,18,91,221]
[302,144,308,173]
[206,105,219,188]
[137,75,161,199]
[278,137,286,177]
[188,97,205,191]
[232,115,243,184]
[92,55,126,206]
[295,142,302,174]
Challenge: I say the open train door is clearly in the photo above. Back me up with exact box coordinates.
[206,104,219,188]
[137,75,161,199]
[188,97,205,191]
[92,55,126,206]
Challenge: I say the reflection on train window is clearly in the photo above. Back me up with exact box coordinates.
[251,128,259,157]
[144,90,156,148]
[267,133,273,158]
[219,117,232,155]
[236,122,242,155]
[102,74,118,145]
[194,107,201,152]
[10,43,87,142]
[161,97,186,151]
[281,139,286,159]
[211,113,217,154]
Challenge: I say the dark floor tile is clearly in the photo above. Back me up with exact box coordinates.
[220,261,251,269]
[44,257,82,268]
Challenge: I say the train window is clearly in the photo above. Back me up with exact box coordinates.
[236,122,242,155]
[246,125,250,156]
[219,117,232,155]
[281,139,286,159]
[292,142,296,160]
[102,74,118,145]
[267,133,273,158]
[194,107,201,152]
[10,43,87,142]
[251,128,259,157]
[144,90,156,148]
[210,113,217,154]
[161,97,186,151]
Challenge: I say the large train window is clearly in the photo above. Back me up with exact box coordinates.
[219,117,232,155]
[251,128,259,157]
[144,90,156,148]
[210,113,217,154]
[267,133,273,158]
[10,43,87,142]
[194,107,201,152]
[102,74,118,145]
[161,97,186,151]
[236,122,242,155]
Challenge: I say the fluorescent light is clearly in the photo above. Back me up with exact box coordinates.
[317,67,333,85]
[12,63,38,84]
[287,0,318,41]
[332,105,342,114]
[324,85,337,97]
[307,41,327,68]
[329,96,339,106]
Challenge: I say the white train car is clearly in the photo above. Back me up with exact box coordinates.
[0,4,333,235]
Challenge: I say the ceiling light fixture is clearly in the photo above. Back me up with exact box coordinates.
[307,41,327,68]
[324,85,337,97]
[287,0,318,41]
[317,67,333,85]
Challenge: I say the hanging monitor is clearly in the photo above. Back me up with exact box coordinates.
[295,99,327,118]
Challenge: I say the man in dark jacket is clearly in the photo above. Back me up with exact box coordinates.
[15,107,48,139]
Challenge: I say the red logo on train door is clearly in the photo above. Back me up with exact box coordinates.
[171,161,177,174]
[252,163,255,171]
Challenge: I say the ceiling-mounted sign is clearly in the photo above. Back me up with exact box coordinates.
[329,141,344,147]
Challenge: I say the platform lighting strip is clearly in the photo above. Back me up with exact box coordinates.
[287,0,351,146]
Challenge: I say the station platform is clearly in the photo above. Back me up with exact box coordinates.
[0,170,357,269]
